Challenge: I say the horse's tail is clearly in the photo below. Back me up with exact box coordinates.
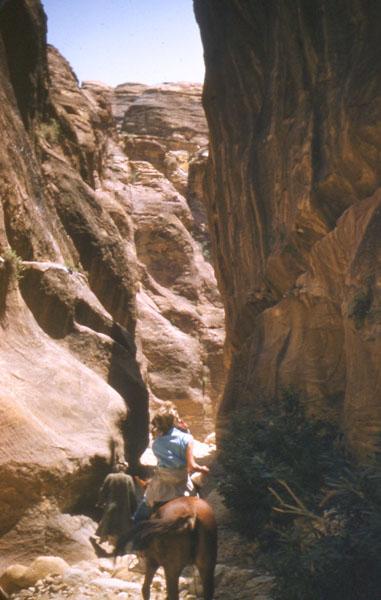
[114,514,196,556]
[136,514,197,548]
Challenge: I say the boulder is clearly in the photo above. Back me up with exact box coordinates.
[0,556,68,596]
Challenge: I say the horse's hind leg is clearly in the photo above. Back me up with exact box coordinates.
[142,557,158,600]
[195,530,217,600]
[197,562,215,600]
[164,564,183,600]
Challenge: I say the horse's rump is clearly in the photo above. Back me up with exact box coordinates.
[114,512,196,555]
[115,497,217,600]
[115,497,215,556]
[132,513,196,550]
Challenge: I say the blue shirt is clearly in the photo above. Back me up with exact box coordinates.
[152,427,192,469]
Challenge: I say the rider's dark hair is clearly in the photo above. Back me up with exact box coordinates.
[151,406,178,434]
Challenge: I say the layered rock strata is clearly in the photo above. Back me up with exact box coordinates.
[109,82,224,433]
[194,0,381,453]
[114,82,207,199]
[115,82,211,249]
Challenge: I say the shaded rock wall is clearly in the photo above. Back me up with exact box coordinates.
[0,0,49,130]
[194,0,381,453]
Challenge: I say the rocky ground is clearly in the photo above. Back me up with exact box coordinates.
[7,552,272,600]
[4,481,273,600]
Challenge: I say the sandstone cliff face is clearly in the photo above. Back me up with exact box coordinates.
[194,0,381,453]
[0,0,147,565]
[0,0,224,567]
[116,82,211,249]
[110,83,224,434]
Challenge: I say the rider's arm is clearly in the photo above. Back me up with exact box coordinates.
[185,439,209,474]
[134,475,150,489]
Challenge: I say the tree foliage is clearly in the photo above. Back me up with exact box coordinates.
[218,391,381,599]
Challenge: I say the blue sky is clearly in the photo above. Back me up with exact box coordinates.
[42,0,205,86]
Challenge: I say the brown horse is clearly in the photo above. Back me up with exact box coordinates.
[116,495,217,600]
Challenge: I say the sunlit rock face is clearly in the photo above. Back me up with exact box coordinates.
[0,0,148,566]
[116,82,211,249]
[0,0,224,567]
[194,0,381,453]
[108,82,225,436]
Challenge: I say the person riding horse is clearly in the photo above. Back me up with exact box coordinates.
[115,407,216,599]
[133,406,209,523]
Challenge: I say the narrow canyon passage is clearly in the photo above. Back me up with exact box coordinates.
[0,62,269,600]
[1,1,380,598]
[0,3,268,597]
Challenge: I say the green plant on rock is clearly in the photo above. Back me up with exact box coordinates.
[37,118,62,145]
[267,453,381,600]
[1,248,25,280]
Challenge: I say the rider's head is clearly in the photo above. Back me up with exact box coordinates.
[114,460,129,473]
[151,404,178,435]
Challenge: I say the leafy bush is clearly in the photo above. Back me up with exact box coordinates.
[218,391,340,536]
[1,247,25,280]
[218,392,381,599]
[37,118,61,145]
[268,456,381,600]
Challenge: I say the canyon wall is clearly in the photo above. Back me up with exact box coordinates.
[0,0,146,565]
[0,0,224,567]
[110,80,225,434]
[194,0,381,453]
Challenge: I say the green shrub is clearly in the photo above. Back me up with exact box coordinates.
[268,456,381,600]
[218,391,340,536]
[218,392,381,599]
[1,248,25,280]
[37,118,61,145]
